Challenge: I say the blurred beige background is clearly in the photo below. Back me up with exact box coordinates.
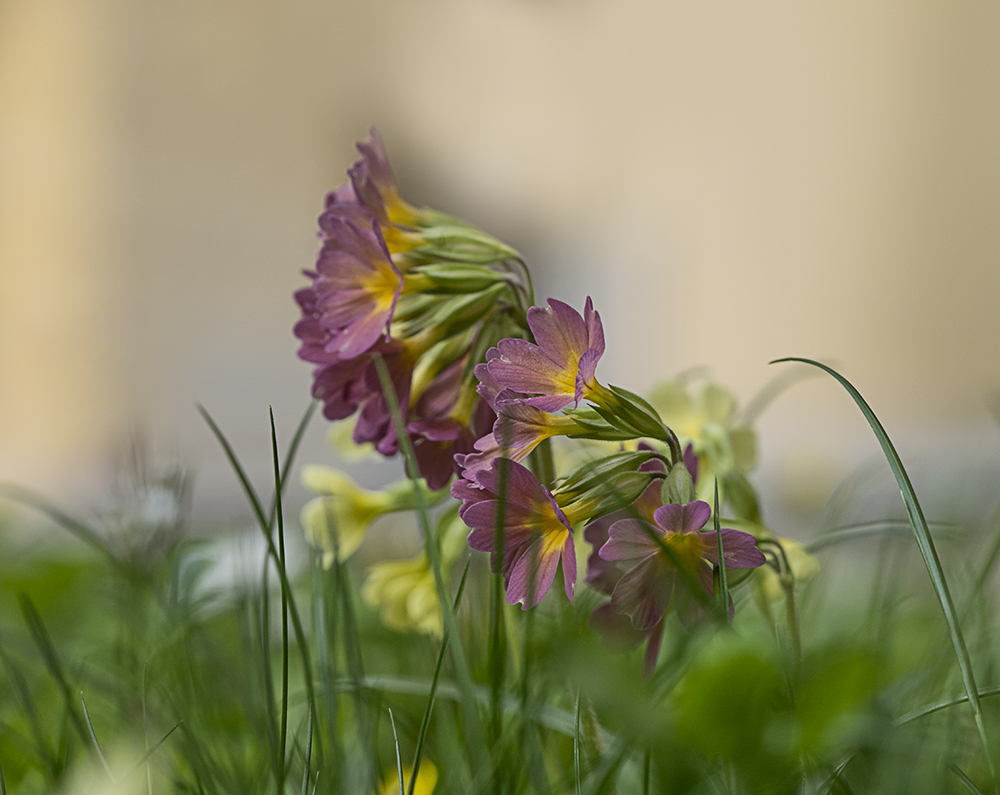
[2,0,1000,530]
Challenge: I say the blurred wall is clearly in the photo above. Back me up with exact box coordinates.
[2,0,999,526]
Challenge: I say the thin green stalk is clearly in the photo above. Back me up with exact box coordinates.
[772,357,995,782]
[0,484,120,568]
[18,596,93,754]
[389,709,405,795]
[132,722,182,769]
[371,354,488,770]
[713,479,729,623]
[301,708,313,795]
[80,692,115,782]
[269,409,291,795]
[574,692,583,795]
[197,406,318,746]
[408,560,471,795]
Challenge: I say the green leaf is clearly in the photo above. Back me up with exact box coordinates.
[771,356,995,778]
[663,460,695,505]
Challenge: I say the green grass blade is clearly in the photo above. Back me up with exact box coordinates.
[301,708,313,795]
[408,559,471,795]
[894,686,1000,726]
[80,692,115,782]
[196,404,268,530]
[0,484,119,567]
[389,708,405,795]
[714,478,729,622]
[574,691,583,795]
[270,408,291,795]
[371,354,488,769]
[18,595,92,752]
[268,400,318,523]
[952,763,987,795]
[132,721,182,768]
[0,642,56,776]
[198,405,319,757]
[771,357,994,777]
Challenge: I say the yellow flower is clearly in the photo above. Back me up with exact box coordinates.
[647,378,756,497]
[377,762,439,795]
[300,466,442,567]
[363,552,443,638]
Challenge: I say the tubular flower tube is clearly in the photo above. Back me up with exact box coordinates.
[299,465,445,567]
[486,297,607,411]
[599,501,766,630]
[456,401,588,480]
[453,459,578,609]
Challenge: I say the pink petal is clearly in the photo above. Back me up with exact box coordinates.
[610,555,671,631]
[697,529,766,568]
[600,519,661,562]
[653,501,711,535]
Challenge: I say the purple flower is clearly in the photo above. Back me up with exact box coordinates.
[599,501,765,630]
[453,459,576,609]
[486,297,605,412]
[457,401,583,480]
[310,218,403,360]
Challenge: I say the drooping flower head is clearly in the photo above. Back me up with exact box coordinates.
[599,500,765,630]
[296,128,531,490]
[453,459,578,609]
[487,297,606,411]
[311,218,403,359]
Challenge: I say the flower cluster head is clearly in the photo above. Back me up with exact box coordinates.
[295,129,533,489]
[294,135,771,666]
[599,500,765,630]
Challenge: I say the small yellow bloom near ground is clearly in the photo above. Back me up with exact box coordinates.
[363,552,443,638]
[299,465,443,567]
[378,761,438,795]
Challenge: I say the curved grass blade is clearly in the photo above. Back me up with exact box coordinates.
[270,408,291,795]
[0,484,119,567]
[197,405,318,746]
[80,692,115,782]
[408,559,471,795]
[771,357,994,777]
[894,686,1000,726]
[389,708,405,795]
[952,763,986,795]
[713,478,729,622]
[574,691,583,795]
[301,708,313,795]
[132,721,182,768]
[18,596,92,752]
[806,519,960,553]
[372,354,487,768]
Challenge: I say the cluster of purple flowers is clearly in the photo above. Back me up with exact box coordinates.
[449,297,766,661]
[294,130,532,489]
[296,131,767,668]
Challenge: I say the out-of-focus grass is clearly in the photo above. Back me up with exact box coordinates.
[2,414,1000,793]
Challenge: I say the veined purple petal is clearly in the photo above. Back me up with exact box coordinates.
[506,535,563,609]
[697,528,766,568]
[490,338,575,406]
[600,519,663,563]
[561,534,577,601]
[575,348,601,405]
[610,555,672,631]
[485,298,606,408]
[528,297,605,368]
[653,501,712,535]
